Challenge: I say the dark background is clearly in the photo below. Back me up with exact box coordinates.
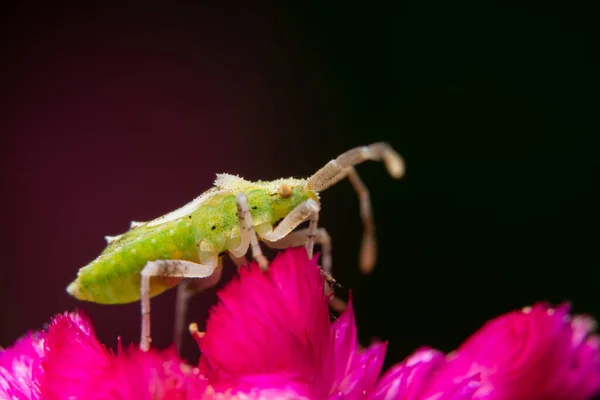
[1,2,598,371]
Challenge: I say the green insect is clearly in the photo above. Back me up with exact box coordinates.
[67,142,404,351]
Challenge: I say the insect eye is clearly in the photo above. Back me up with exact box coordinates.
[278,183,293,199]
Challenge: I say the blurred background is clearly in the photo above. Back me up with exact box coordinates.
[1,2,598,369]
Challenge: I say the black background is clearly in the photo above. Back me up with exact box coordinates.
[1,2,598,373]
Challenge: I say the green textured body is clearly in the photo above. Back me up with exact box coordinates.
[68,177,314,304]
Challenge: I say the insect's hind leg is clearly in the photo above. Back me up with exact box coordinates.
[140,259,218,352]
[172,252,248,353]
[173,262,223,353]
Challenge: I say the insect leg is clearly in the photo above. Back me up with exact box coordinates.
[260,198,321,269]
[260,199,320,242]
[305,204,319,260]
[140,259,218,351]
[173,262,223,353]
[346,168,377,274]
[230,193,269,270]
[172,249,250,353]
[304,143,404,274]
[307,143,400,274]
[264,227,331,275]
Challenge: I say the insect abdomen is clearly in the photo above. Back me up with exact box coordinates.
[67,219,197,304]
[68,190,277,304]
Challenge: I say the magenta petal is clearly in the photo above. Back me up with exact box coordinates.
[67,348,207,400]
[370,348,445,400]
[330,297,359,392]
[40,310,206,399]
[439,302,600,400]
[543,318,600,400]
[356,341,388,393]
[335,341,387,400]
[0,310,104,400]
[0,331,45,400]
[41,311,112,398]
[431,373,481,400]
[199,248,332,392]
[198,248,393,398]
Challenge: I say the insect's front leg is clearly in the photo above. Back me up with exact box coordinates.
[140,258,218,352]
[261,199,320,243]
[306,143,404,274]
[314,166,377,273]
[309,166,379,274]
[264,227,332,275]
[346,168,377,274]
[260,198,321,265]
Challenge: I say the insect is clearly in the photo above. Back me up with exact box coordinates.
[67,142,404,351]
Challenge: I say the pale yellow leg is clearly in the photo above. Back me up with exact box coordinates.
[264,228,331,275]
[305,143,404,275]
[261,199,320,242]
[230,193,268,270]
[346,168,377,274]
[173,262,223,353]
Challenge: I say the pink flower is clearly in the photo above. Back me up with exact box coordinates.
[195,248,387,398]
[2,248,599,400]
[1,311,207,400]
[194,247,474,399]
[0,331,44,399]
[433,303,600,400]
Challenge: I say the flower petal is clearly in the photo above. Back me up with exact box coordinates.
[542,317,600,399]
[60,348,207,400]
[41,310,206,399]
[198,248,332,392]
[371,348,442,400]
[0,331,45,400]
[197,248,390,398]
[40,310,112,398]
[439,302,600,400]
[336,341,387,400]
[329,297,359,392]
